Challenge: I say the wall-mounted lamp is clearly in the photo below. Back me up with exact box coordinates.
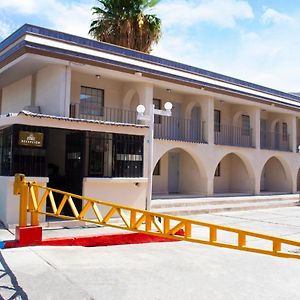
[135,72,143,77]
[220,100,224,104]
[95,74,101,79]
[166,88,171,93]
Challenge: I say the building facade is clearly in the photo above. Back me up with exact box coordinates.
[1,24,300,225]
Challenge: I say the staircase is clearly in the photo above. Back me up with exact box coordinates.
[151,194,300,216]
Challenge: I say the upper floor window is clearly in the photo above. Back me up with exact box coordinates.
[153,99,162,124]
[282,122,288,141]
[241,115,250,136]
[214,110,221,132]
[80,86,104,117]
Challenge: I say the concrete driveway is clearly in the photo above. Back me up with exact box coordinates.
[1,207,300,300]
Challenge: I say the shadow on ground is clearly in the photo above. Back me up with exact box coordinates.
[0,251,28,300]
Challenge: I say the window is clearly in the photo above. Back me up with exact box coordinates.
[214,110,221,132]
[87,132,144,178]
[241,115,250,136]
[282,122,288,141]
[153,160,160,176]
[153,99,162,124]
[214,163,221,177]
[80,86,104,117]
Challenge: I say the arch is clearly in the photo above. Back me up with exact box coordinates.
[260,156,292,193]
[297,169,300,191]
[232,111,248,126]
[152,147,207,196]
[184,101,198,119]
[122,88,140,110]
[213,152,255,194]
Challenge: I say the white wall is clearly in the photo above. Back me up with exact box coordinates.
[0,176,48,227]
[35,65,70,116]
[82,178,147,218]
[1,76,32,114]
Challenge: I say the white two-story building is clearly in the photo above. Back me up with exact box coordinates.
[1,24,300,226]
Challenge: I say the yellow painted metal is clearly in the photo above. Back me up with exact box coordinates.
[14,175,300,259]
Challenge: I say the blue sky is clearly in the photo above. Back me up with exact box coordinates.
[0,0,299,92]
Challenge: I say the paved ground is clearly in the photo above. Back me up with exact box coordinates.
[0,207,300,300]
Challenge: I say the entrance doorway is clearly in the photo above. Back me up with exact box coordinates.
[47,129,84,216]
[168,152,180,193]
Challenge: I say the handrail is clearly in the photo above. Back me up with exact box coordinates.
[13,174,300,259]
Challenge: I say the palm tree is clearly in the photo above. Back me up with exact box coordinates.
[89,0,162,53]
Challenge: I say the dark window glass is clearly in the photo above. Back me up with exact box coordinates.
[79,86,104,117]
[153,99,162,124]
[153,160,160,176]
[242,115,250,136]
[214,163,221,177]
[214,110,221,132]
[87,133,144,178]
[282,122,288,141]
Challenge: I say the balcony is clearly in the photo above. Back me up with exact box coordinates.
[154,116,206,143]
[260,130,291,151]
[70,104,206,144]
[70,103,138,124]
[214,124,253,148]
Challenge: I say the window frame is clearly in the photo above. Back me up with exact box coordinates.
[214,110,221,132]
[79,86,105,117]
[241,114,250,136]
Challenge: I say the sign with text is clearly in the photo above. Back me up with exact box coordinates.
[18,131,44,147]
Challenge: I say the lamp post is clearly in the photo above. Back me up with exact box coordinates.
[137,102,173,210]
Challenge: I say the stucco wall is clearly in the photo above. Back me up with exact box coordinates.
[71,72,123,108]
[35,65,70,116]
[1,75,32,114]
[152,153,168,194]
[82,178,147,218]
[0,176,48,227]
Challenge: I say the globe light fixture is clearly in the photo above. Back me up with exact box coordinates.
[164,101,173,111]
[136,104,146,114]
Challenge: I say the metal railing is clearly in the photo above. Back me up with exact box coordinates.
[214,124,253,148]
[70,104,206,144]
[260,130,291,151]
[13,174,300,259]
[70,103,138,124]
[154,117,206,143]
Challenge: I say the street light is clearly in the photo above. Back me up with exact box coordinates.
[137,102,172,210]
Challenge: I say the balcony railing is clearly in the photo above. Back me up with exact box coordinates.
[70,103,138,124]
[154,116,206,143]
[70,104,206,143]
[214,124,253,148]
[260,130,291,151]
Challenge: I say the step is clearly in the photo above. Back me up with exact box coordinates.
[152,199,300,216]
[151,194,300,209]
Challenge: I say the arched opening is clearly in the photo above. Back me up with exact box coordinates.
[214,153,253,195]
[297,169,300,192]
[122,89,139,123]
[152,148,205,196]
[260,157,291,193]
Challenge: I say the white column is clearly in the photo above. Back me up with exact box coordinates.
[289,115,297,153]
[201,96,214,145]
[251,107,260,149]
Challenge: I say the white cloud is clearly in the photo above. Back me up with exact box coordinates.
[0,0,37,14]
[156,0,254,28]
[0,0,94,38]
[0,20,12,39]
[261,8,294,25]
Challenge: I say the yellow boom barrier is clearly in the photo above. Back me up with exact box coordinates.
[14,174,300,259]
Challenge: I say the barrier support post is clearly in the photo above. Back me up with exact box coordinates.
[13,174,42,246]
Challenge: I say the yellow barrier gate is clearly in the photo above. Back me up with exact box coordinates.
[14,174,300,259]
